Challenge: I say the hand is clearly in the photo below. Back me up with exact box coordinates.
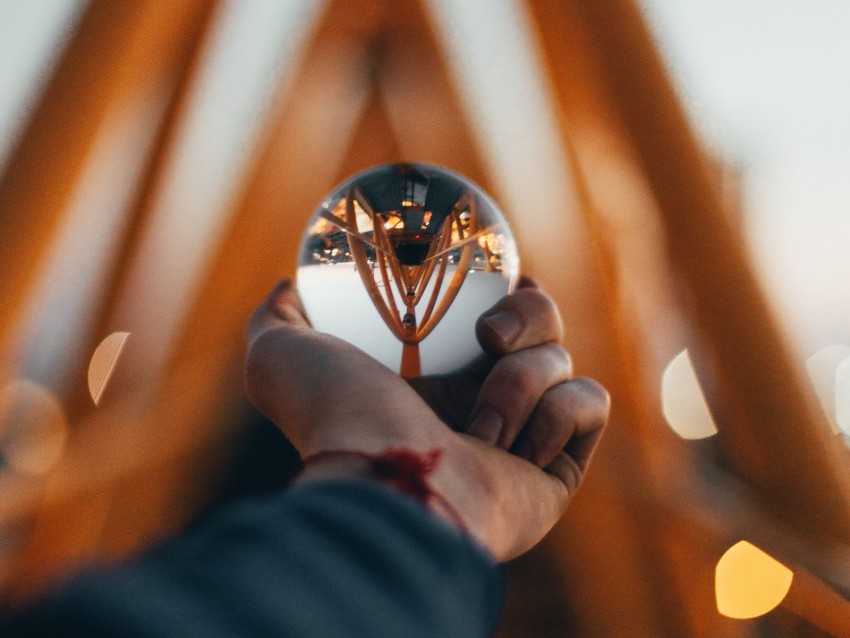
[245,278,609,560]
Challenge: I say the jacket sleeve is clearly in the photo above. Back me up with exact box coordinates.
[4,479,504,638]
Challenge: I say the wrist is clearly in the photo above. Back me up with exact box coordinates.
[294,448,469,533]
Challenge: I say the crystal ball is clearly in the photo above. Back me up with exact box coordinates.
[297,163,519,377]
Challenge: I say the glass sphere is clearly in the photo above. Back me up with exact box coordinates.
[297,163,519,377]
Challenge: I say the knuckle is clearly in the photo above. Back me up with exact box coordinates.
[533,289,561,321]
[574,377,612,413]
[523,386,578,463]
[541,342,572,373]
[504,363,537,396]
[535,384,571,421]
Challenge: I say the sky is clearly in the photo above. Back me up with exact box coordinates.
[1,0,847,356]
[641,0,850,351]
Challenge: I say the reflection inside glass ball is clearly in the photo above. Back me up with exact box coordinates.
[297,163,519,377]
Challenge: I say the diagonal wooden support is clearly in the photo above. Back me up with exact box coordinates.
[62,0,224,420]
[572,0,850,545]
[0,0,216,373]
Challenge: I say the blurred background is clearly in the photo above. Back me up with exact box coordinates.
[1,0,849,635]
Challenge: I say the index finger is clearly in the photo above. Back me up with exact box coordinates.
[475,283,564,355]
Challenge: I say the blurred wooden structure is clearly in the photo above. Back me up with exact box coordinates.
[1,0,849,635]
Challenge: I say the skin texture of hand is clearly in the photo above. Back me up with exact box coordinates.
[245,278,609,561]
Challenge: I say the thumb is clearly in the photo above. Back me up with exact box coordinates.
[246,280,310,347]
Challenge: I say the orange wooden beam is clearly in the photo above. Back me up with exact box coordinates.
[161,1,381,384]
[0,0,222,604]
[0,0,215,369]
[571,0,850,544]
[64,0,223,419]
[515,0,712,633]
[378,0,492,191]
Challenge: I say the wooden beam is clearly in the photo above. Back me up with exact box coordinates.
[160,2,380,389]
[571,0,850,544]
[63,0,224,420]
[490,1,709,634]
[523,0,850,633]
[335,87,404,177]
[0,0,215,370]
[81,0,392,582]
[377,0,492,191]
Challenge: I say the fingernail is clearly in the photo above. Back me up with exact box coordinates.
[482,310,521,345]
[467,406,503,445]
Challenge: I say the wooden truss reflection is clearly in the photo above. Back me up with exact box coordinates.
[328,184,484,377]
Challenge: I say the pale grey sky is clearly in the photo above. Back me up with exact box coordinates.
[642,0,850,351]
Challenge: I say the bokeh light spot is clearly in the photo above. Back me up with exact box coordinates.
[715,541,793,619]
[661,349,718,439]
[88,331,130,406]
[805,345,850,433]
[835,356,850,436]
[0,379,68,475]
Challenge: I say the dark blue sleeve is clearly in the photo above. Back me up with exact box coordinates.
[4,479,504,638]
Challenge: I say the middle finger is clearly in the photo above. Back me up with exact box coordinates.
[465,342,573,448]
